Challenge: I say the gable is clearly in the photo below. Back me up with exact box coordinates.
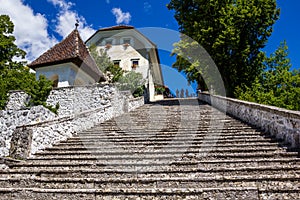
[29,29,105,82]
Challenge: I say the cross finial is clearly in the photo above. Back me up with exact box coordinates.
[75,19,79,29]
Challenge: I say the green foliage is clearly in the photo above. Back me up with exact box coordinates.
[0,15,26,69]
[89,45,123,82]
[117,71,145,97]
[168,0,280,97]
[0,67,54,110]
[155,85,165,94]
[0,15,56,112]
[235,41,300,111]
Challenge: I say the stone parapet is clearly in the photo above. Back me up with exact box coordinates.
[199,92,300,149]
[128,96,144,112]
[0,84,145,162]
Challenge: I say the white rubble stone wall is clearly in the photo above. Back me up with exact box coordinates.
[199,92,300,149]
[0,84,144,162]
[128,96,144,112]
[0,105,56,158]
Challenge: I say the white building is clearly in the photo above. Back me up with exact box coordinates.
[86,25,164,102]
[29,28,105,87]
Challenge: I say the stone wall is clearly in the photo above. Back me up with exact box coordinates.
[199,92,300,149]
[10,105,113,159]
[5,91,30,111]
[0,105,56,158]
[0,84,144,162]
[128,96,145,112]
[46,84,115,117]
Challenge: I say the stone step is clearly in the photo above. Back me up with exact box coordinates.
[31,151,298,161]
[3,163,300,176]
[52,140,280,149]
[63,135,270,144]
[54,138,281,147]
[9,158,300,170]
[0,187,263,200]
[75,132,265,140]
[44,142,281,151]
[94,125,251,131]
[36,146,285,156]
[0,175,299,192]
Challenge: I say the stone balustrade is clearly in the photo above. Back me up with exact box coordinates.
[199,92,300,149]
[0,84,144,162]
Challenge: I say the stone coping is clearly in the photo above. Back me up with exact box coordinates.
[16,105,110,129]
[201,92,300,119]
[199,92,300,148]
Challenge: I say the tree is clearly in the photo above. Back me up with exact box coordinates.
[185,89,189,98]
[117,71,146,97]
[175,89,179,97]
[0,15,26,69]
[0,68,54,111]
[0,15,55,111]
[168,0,280,97]
[180,88,184,98]
[89,45,123,82]
[235,41,300,111]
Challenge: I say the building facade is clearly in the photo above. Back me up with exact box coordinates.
[86,25,164,101]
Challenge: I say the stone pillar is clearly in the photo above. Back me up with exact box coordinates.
[9,127,33,160]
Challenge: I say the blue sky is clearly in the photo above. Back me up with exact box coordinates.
[0,0,299,95]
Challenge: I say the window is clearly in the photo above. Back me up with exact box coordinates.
[113,60,120,67]
[131,59,139,69]
[105,39,113,45]
[123,38,131,45]
[104,38,113,48]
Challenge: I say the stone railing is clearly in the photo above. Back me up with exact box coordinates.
[199,92,300,149]
[9,105,111,159]
[0,84,144,163]
[128,96,145,112]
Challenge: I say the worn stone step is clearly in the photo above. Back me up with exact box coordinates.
[75,132,264,140]
[31,151,299,161]
[9,158,300,171]
[0,187,261,200]
[37,146,285,157]
[80,128,262,134]
[82,127,259,134]
[33,147,292,158]
[3,164,300,177]
[0,175,299,191]
[52,140,281,149]
[23,157,300,165]
[53,139,283,149]
[63,135,270,144]
[44,142,281,152]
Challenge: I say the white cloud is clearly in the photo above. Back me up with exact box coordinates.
[112,8,131,24]
[144,2,152,15]
[106,0,110,4]
[47,0,96,41]
[47,0,73,10]
[0,0,58,61]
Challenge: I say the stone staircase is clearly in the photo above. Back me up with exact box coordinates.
[0,99,299,199]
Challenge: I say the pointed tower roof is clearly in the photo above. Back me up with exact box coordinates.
[29,29,105,82]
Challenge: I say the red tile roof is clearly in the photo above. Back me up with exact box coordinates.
[98,25,134,31]
[29,29,105,82]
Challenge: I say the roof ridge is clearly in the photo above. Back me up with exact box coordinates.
[74,29,80,57]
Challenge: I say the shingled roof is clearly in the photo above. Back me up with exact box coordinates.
[29,29,105,82]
